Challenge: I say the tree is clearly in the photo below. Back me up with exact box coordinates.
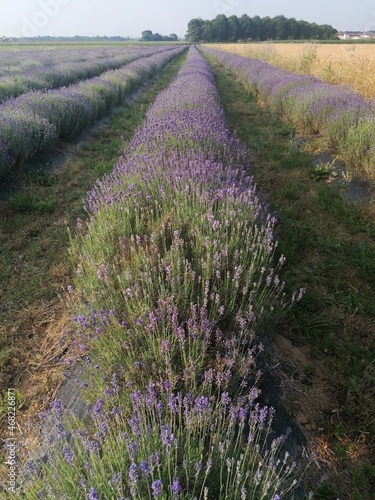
[201,22,214,42]
[239,14,253,40]
[262,16,274,40]
[320,24,337,39]
[274,15,288,40]
[212,14,229,41]
[141,30,179,42]
[228,15,240,41]
[186,18,204,42]
[251,15,262,41]
[287,17,299,39]
[141,30,153,41]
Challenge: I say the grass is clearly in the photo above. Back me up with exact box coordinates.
[0,50,188,470]
[207,57,375,499]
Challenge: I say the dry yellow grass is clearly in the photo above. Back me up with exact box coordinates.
[207,43,375,99]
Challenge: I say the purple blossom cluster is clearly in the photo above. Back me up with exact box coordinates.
[0,46,184,177]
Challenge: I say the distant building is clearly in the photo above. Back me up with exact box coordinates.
[337,31,375,40]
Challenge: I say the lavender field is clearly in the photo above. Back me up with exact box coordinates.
[2,40,374,500]
[0,45,183,177]
[15,46,312,499]
[202,46,375,181]
[0,46,167,103]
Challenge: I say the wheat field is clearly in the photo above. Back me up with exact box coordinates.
[208,43,375,99]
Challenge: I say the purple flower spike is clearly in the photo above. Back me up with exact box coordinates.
[128,463,138,483]
[52,399,63,416]
[88,487,100,500]
[93,398,104,418]
[151,479,163,497]
[171,477,182,496]
[63,446,75,464]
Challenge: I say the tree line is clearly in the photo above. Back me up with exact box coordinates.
[141,30,178,42]
[186,14,337,42]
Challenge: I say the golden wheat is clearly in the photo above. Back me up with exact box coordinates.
[207,43,375,99]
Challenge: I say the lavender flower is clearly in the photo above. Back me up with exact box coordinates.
[93,398,104,418]
[56,45,305,500]
[0,46,185,176]
[63,446,75,464]
[140,460,150,477]
[151,479,163,497]
[171,478,182,496]
[88,487,100,500]
[52,400,63,416]
[128,463,138,483]
[110,472,122,486]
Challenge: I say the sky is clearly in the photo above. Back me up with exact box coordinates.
[2,0,375,39]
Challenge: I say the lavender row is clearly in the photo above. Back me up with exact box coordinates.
[202,47,375,179]
[0,46,184,177]
[23,47,309,497]
[0,46,172,104]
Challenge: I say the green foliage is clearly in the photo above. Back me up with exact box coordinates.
[8,190,56,213]
[141,30,178,42]
[0,348,13,370]
[0,389,23,416]
[347,361,375,433]
[336,116,375,178]
[313,479,340,499]
[186,14,337,42]
[352,461,375,491]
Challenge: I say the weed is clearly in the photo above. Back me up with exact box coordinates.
[299,44,318,73]
[352,462,375,491]
[313,480,340,499]
[304,363,317,377]
[0,389,23,416]
[8,190,56,213]
[0,348,12,370]
[23,169,59,187]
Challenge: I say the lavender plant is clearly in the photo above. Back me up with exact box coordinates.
[21,47,307,499]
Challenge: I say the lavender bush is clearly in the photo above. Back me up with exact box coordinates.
[0,47,184,177]
[21,47,308,499]
[202,47,375,180]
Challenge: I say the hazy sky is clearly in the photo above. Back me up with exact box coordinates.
[2,0,375,38]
